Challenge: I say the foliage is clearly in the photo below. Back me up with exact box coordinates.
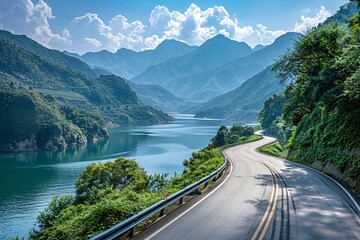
[259,141,287,159]
[321,2,359,26]
[31,122,262,239]
[60,105,108,142]
[169,148,224,192]
[36,195,74,230]
[0,83,110,152]
[31,189,160,240]
[148,173,169,193]
[75,158,148,202]
[31,149,224,239]
[265,8,360,193]
[210,125,255,148]
[0,84,86,151]
[258,94,295,145]
[0,30,173,132]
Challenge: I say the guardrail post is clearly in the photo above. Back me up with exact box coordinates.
[196,186,202,195]
[160,208,165,216]
[128,227,135,238]
[213,174,218,182]
[179,197,183,205]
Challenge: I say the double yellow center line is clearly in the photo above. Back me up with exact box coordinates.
[251,163,279,240]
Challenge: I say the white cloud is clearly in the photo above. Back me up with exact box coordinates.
[294,6,331,34]
[256,24,285,44]
[65,3,259,53]
[1,1,308,54]
[0,0,71,48]
[84,37,102,48]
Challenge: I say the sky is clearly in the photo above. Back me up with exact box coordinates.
[0,0,349,55]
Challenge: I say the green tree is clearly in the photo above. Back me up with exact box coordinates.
[75,158,148,202]
[210,125,228,147]
[273,24,345,125]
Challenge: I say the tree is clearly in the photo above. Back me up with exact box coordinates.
[211,125,228,147]
[259,94,286,131]
[75,158,148,202]
[273,24,345,125]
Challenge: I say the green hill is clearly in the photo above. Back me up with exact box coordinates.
[194,65,289,122]
[0,30,97,79]
[0,31,172,126]
[0,82,108,152]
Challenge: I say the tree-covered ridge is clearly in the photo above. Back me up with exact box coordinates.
[0,31,173,131]
[0,82,108,152]
[0,30,97,78]
[260,0,360,194]
[321,1,360,26]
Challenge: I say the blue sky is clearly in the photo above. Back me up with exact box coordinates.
[0,0,349,54]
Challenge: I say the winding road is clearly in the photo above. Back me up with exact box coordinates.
[135,136,360,240]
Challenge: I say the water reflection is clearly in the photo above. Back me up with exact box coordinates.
[0,114,227,239]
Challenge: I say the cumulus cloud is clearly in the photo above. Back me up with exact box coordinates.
[294,6,331,34]
[4,1,332,54]
[84,37,102,48]
[64,3,259,53]
[0,0,71,48]
[68,12,146,53]
[255,24,285,45]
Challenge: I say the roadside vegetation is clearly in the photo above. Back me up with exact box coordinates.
[259,141,287,159]
[259,0,360,194]
[29,125,259,239]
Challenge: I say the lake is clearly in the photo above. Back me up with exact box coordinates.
[0,114,227,239]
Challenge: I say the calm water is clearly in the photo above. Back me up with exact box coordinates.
[0,114,227,239]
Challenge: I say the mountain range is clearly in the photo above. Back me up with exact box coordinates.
[193,65,290,122]
[0,30,173,124]
[70,31,301,118]
[78,40,197,80]
[131,34,254,100]
[0,1,357,152]
[191,1,359,123]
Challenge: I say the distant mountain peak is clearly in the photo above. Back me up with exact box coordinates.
[203,34,229,44]
[115,48,137,55]
[253,44,265,51]
[201,34,251,49]
[155,39,192,50]
[274,32,302,43]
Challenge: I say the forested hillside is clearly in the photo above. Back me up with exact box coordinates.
[0,82,108,152]
[0,31,173,152]
[259,0,360,194]
[0,30,98,78]
[194,65,289,122]
[0,31,172,126]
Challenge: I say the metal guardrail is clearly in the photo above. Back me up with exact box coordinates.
[90,150,228,240]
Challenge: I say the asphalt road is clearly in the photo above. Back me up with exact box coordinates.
[137,136,360,240]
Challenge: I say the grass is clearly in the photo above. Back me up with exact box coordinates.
[259,141,287,159]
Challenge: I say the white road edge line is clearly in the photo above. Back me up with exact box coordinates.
[145,151,234,240]
[260,136,360,214]
[290,159,360,213]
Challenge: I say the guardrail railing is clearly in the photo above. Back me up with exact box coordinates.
[90,149,228,240]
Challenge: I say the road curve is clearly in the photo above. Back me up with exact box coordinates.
[137,136,360,240]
